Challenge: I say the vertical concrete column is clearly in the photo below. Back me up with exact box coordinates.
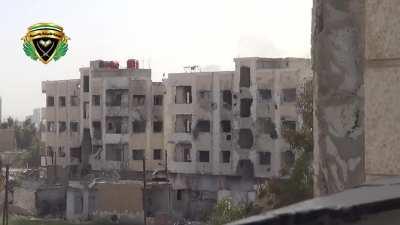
[312,0,365,196]
[82,188,89,219]
[66,189,75,220]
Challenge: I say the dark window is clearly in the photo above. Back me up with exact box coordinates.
[175,115,192,133]
[70,147,82,162]
[282,88,296,103]
[154,95,163,106]
[282,120,296,131]
[259,89,272,101]
[106,116,128,134]
[132,149,144,160]
[59,96,66,107]
[282,151,295,168]
[222,151,231,163]
[46,96,54,107]
[58,146,66,157]
[239,66,251,87]
[47,146,54,157]
[196,120,210,132]
[83,102,89,119]
[106,90,124,106]
[175,86,192,104]
[240,98,253,117]
[222,90,232,107]
[221,120,231,133]
[58,121,67,132]
[175,144,192,162]
[238,129,253,149]
[259,152,271,165]
[153,121,163,133]
[153,149,162,160]
[70,96,79,106]
[184,148,191,162]
[47,121,56,132]
[133,95,145,106]
[258,117,275,134]
[132,120,146,133]
[70,122,79,132]
[83,76,89,92]
[177,190,183,200]
[92,95,101,106]
[198,151,210,162]
[105,144,122,161]
[92,121,102,140]
[226,134,231,140]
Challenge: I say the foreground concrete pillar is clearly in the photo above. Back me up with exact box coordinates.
[312,0,365,196]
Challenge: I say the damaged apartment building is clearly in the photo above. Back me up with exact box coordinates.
[40,57,311,221]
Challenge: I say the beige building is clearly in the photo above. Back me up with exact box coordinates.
[42,60,165,182]
[165,57,311,179]
[41,57,310,219]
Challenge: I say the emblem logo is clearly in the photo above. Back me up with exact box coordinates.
[22,23,69,64]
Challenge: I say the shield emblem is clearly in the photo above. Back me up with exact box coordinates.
[32,38,59,62]
[22,23,69,64]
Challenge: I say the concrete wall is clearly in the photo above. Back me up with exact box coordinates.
[169,173,256,220]
[66,181,170,223]
[35,186,66,217]
[313,0,400,194]
[312,0,365,196]
[364,0,400,181]
[94,182,143,215]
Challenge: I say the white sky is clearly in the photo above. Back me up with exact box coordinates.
[0,0,312,120]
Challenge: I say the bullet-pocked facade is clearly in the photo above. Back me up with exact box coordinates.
[41,57,311,219]
[42,60,165,181]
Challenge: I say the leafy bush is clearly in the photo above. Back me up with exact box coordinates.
[208,198,248,225]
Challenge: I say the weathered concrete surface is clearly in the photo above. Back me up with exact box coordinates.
[364,0,400,181]
[312,0,365,196]
[365,0,400,60]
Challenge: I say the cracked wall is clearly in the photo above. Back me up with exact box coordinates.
[312,0,365,196]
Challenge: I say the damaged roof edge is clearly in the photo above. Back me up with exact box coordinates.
[229,177,400,225]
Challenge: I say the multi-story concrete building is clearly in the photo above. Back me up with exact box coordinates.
[41,57,311,219]
[42,59,165,182]
[165,57,311,178]
[164,57,311,217]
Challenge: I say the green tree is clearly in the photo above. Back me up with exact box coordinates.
[1,117,42,168]
[208,198,248,225]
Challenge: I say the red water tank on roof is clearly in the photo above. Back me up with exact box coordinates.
[127,59,139,69]
[111,61,119,69]
[127,59,136,69]
[135,60,139,69]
